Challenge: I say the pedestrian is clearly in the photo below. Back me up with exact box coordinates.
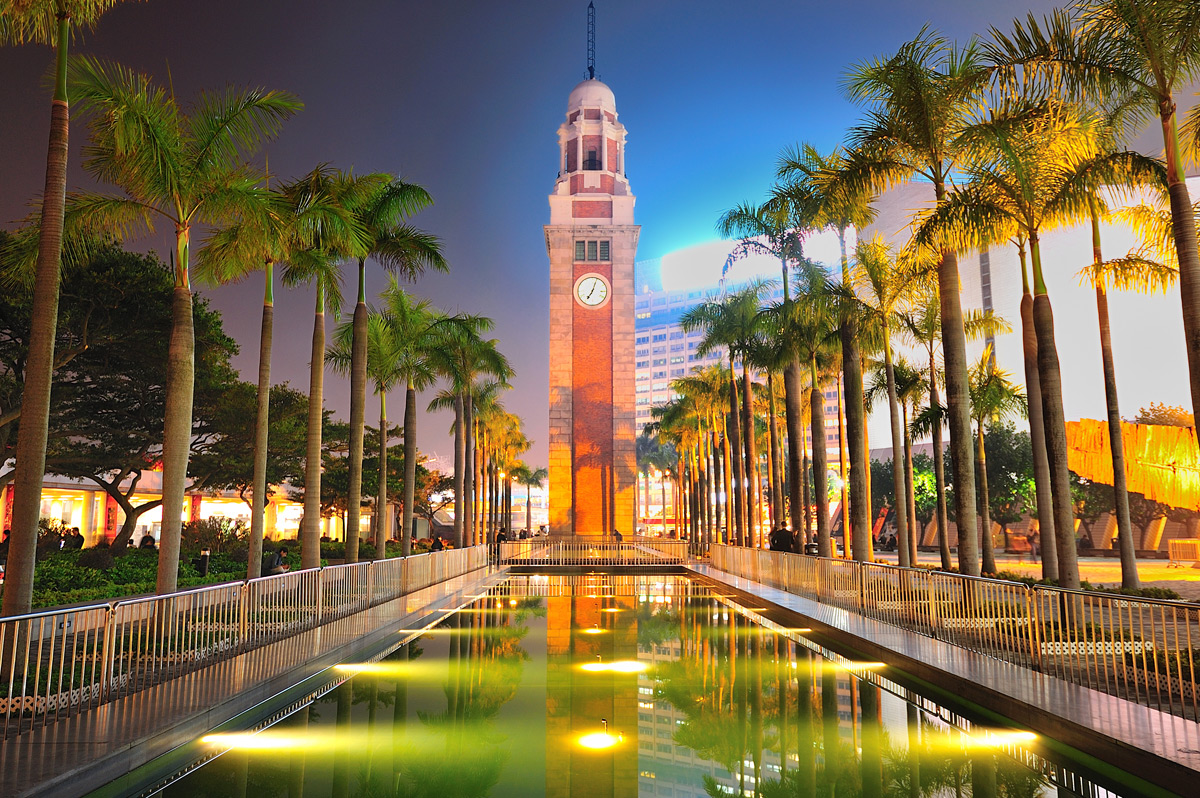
[138,533,156,549]
[263,547,289,575]
[612,528,623,542]
[67,527,84,549]
[430,537,445,552]
[1027,529,1039,563]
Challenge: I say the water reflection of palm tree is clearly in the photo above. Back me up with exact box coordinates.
[384,601,533,798]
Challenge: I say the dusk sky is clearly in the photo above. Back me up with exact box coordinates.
[0,0,1177,470]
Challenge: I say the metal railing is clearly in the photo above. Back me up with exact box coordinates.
[710,544,1200,721]
[498,537,689,566]
[0,546,487,739]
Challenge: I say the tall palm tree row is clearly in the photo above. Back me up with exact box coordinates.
[917,100,1163,588]
[338,176,446,563]
[778,144,878,562]
[986,0,1200,431]
[60,57,301,593]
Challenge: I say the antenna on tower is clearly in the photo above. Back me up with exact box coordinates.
[587,2,596,79]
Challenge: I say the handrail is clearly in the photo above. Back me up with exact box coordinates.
[496,539,689,566]
[708,543,1200,722]
[0,545,489,739]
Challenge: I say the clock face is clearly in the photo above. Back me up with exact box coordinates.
[575,275,610,307]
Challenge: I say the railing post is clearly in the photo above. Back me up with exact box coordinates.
[927,576,940,640]
[98,604,117,702]
[1028,586,1042,672]
[315,568,325,625]
[238,581,249,653]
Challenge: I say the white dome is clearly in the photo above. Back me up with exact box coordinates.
[567,78,616,112]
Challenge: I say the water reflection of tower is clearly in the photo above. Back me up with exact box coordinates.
[545,574,639,797]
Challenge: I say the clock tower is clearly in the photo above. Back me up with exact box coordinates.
[545,71,639,537]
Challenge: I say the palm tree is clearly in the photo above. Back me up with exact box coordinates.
[376,281,464,556]
[901,291,1012,571]
[969,350,1027,575]
[681,281,771,546]
[278,167,358,569]
[916,100,1162,587]
[841,236,932,566]
[1079,249,1177,589]
[717,199,811,533]
[513,465,548,535]
[63,57,299,593]
[0,1,138,615]
[778,143,878,562]
[763,260,841,556]
[340,176,446,563]
[197,176,359,577]
[328,307,407,557]
[430,333,511,547]
[986,0,1200,425]
[839,30,990,574]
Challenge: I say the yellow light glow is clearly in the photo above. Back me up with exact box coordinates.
[202,733,319,751]
[601,608,622,613]
[578,732,620,749]
[580,660,650,674]
[840,661,886,671]
[509,600,517,606]
[783,628,812,633]
[334,662,409,675]
[975,730,1038,747]
[582,628,606,635]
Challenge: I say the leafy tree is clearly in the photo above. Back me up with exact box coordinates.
[187,384,308,508]
[1133,402,1194,427]
[1072,474,1115,549]
[980,423,1035,550]
[0,246,239,549]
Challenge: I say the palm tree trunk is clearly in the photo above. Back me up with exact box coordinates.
[1091,213,1139,589]
[376,390,388,558]
[977,425,996,575]
[1030,235,1079,588]
[742,366,760,546]
[810,362,831,557]
[728,364,746,546]
[2,16,71,616]
[525,479,533,534]
[767,371,784,532]
[928,352,952,570]
[1018,243,1059,581]
[402,382,417,556]
[156,232,196,595]
[662,470,669,539]
[452,394,465,547]
[840,322,871,562]
[301,285,325,570]
[903,403,917,563]
[248,265,273,579]
[720,423,732,544]
[800,412,812,548]
[345,261,369,564]
[463,394,475,545]
[883,334,911,567]
[937,245,980,576]
[837,377,850,554]
[1161,103,1200,426]
[783,361,805,536]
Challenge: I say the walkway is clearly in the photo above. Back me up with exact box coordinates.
[690,562,1200,797]
[0,566,503,798]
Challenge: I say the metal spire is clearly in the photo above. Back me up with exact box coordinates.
[587,2,596,79]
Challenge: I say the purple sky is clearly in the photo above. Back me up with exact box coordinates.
[1,0,1150,470]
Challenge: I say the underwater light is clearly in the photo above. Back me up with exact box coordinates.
[580,660,649,674]
[601,607,622,613]
[202,733,318,751]
[578,719,623,749]
[582,624,605,635]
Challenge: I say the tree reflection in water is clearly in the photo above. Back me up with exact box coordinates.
[648,590,1048,798]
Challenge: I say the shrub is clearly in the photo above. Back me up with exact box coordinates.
[77,547,116,571]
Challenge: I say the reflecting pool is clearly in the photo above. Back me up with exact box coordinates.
[160,574,1138,797]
